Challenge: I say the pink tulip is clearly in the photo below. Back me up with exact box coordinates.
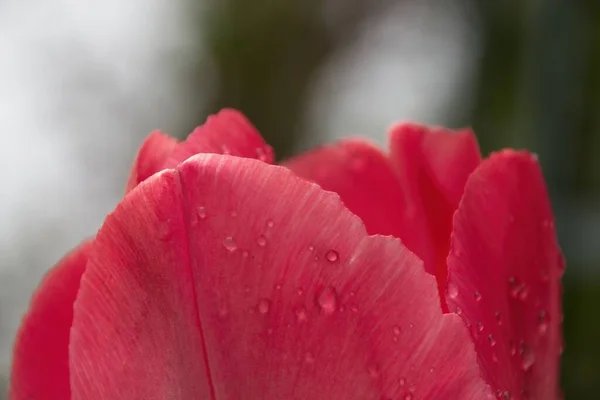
[10,109,563,399]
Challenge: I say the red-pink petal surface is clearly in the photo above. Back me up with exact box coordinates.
[445,151,563,399]
[284,140,409,237]
[389,123,481,306]
[125,131,178,193]
[164,108,274,169]
[70,155,492,400]
[10,240,93,400]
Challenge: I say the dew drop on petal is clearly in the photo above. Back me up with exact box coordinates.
[258,298,271,314]
[404,394,413,400]
[495,311,503,326]
[223,236,237,252]
[266,219,274,228]
[325,249,339,263]
[521,348,536,371]
[256,147,269,162]
[398,377,406,387]
[317,286,338,315]
[488,334,497,347]
[295,306,308,322]
[197,206,207,220]
[257,235,267,247]
[473,291,482,302]
[392,326,401,336]
[509,340,517,356]
[447,283,459,299]
[477,321,484,332]
[538,310,549,335]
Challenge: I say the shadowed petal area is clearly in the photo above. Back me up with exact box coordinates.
[10,240,93,400]
[389,123,481,307]
[445,151,563,399]
[164,108,274,169]
[284,140,409,237]
[70,155,492,400]
[125,131,179,193]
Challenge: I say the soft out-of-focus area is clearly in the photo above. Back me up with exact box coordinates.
[0,0,597,397]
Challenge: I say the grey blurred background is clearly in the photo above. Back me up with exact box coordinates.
[0,0,598,398]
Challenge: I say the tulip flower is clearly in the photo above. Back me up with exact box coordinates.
[10,109,563,399]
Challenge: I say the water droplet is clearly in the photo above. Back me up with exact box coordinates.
[317,286,338,315]
[223,236,237,252]
[521,347,535,371]
[429,367,435,373]
[221,145,231,155]
[447,283,459,299]
[455,306,463,315]
[275,283,282,290]
[308,245,315,252]
[518,286,529,301]
[266,219,274,228]
[398,377,406,387]
[296,287,304,295]
[350,304,359,312]
[197,206,207,220]
[325,249,339,263]
[474,291,482,302]
[392,326,401,336]
[258,299,271,314]
[495,311,503,325]
[477,321,484,332]
[509,278,529,301]
[404,394,413,400]
[257,235,267,247]
[488,334,497,347]
[242,250,249,258]
[500,390,511,400]
[295,306,308,322]
[509,340,517,356]
[538,310,549,335]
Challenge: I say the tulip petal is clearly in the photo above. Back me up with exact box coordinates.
[125,131,179,193]
[284,140,409,237]
[10,240,93,400]
[70,155,492,400]
[446,150,563,398]
[389,123,481,305]
[164,108,274,169]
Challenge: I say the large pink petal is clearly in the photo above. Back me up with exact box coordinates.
[70,155,492,399]
[164,108,274,169]
[284,140,409,237]
[445,151,563,399]
[389,123,481,306]
[10,240,93,400]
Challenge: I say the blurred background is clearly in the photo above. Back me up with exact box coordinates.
[0,0,598,398]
